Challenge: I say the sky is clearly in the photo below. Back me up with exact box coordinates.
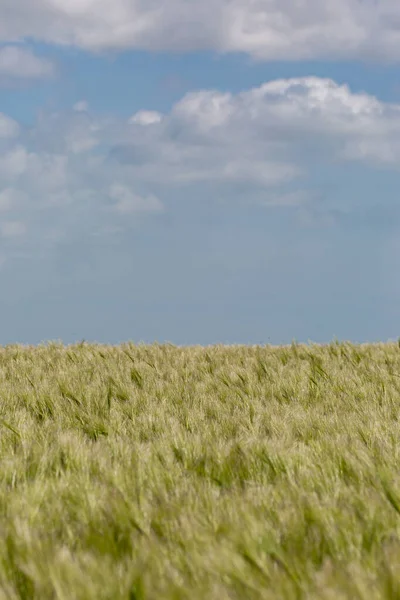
[1,1,400,346]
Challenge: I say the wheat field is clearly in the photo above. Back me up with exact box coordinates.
[0,340,400,599]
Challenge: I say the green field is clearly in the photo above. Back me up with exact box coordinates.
[1,341,400,599]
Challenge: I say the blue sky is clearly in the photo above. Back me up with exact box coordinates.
[1,1,400,346]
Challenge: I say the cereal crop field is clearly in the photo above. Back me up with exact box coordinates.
[0,341,400,599]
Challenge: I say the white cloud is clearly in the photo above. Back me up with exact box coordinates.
[109,184,163,214]
[65,130,98,154]
[219,160,302,186]
[25,153,69,191]
[0,221,27,237]
[0,45,54,81]
[1,76,400,259]
[0,146,69,195]
[0,114,20,139]
[170,77,387,142]
[73,100,89,112]
[172,91,235,129]
[0,188,26,211]
[1,0,400,62]
[0,146,27,179]
[1,76,399,205]
[129,111,163,126]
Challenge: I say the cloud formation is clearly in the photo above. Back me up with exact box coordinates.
[0,76,399,263]
[0,220,26,238]
[108,184,164,214]
[0,45,54,84]
[0,0,399,61]
[0,114,20,139]
[73,100,89,113]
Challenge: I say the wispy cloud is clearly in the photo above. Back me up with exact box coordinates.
[0,220,27,238]
[129,111,163,126]
[73,100,89,113]
[108,184,163,215]
[0,45,55,84]
[0,1,400,62]
[0,76,399,261]
[0,114,20,138]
